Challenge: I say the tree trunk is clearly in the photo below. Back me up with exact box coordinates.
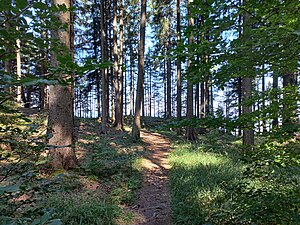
[176,0,182,122]
[113,0,122,129]
[16,27,22,104]
[200,82,204,118]
[261,66,267,133]
[237,77,242,135]
[119,0,124,128]
[237,0,242,136]
[92,1,101,120]
[242,10,254,146]
[272,72,278,128]
[205,81,209,116]
[100,0,108,133]
[48,0,78,169]
[195,83,199,118]
[242,76,254,146]
[132,0,146,141]
[282,72,298,126]
[149,66,152,116]
[166,41,172,119]
[185,0,196,141]
[163,54,167,117]
[130,53,134,116]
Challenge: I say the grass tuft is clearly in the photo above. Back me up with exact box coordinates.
[44,192,121,225]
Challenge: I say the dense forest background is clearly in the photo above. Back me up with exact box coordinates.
[1,0,300,224]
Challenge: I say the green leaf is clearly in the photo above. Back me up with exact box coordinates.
[0,0,12,10]
[16,78,58,86]
[33,2,48,10]
[15,0,28,9]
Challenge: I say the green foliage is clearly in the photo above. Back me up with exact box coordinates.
[44,193,120,225]
[170,132,300,224]
[79,122,143,204]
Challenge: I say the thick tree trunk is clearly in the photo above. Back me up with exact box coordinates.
[242,10,254,146]
[132,0,146,141]
[185,0,196,141]
[48,0,78,169]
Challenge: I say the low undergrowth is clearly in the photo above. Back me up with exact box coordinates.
[170,130,300,224]
[1,118,144,225]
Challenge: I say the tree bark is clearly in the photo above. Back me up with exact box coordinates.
[237,77,242,135]
[242,77,254,146]
[185,0,196,141]
[166,39,172,119]
[113,0,122,129]
[48,0,78,169]
[205,81,210,116]
[282,72,298,126]
[92,0,101,120]
[195,83,199,118]
[119,0,124,128]
[130,53,134,116]
[132,0,146,141]
[200,82,204,118]
[176,0,182,122]
[272,72,278,128]
[100,0,108,133]
[241,2,254,146]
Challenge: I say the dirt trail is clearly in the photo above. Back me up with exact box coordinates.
[130,130,172,225]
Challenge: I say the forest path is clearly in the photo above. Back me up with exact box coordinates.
[130,130,172,225]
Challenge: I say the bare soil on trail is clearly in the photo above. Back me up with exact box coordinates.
[130,130,172,225]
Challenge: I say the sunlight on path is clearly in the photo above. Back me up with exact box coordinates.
[130,130,172,225]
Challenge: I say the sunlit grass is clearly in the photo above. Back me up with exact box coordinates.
[170,131,300,224]
[170,141,244,224]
